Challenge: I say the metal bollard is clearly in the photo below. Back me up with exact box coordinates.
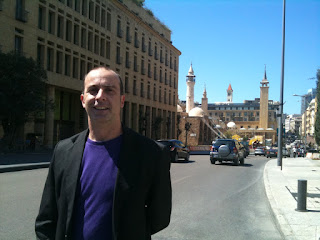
[296,179,307,212]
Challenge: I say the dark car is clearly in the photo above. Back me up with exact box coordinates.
[209,139,245,166]
[157,139,190,162]
[254,147,266,156]
[266,148,278,158]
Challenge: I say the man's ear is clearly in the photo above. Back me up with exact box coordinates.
[80,94,85,108]
[120,95,125,108]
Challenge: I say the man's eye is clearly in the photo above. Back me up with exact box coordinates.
[88,89,98,94]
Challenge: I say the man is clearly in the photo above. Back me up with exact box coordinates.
[35,67,172,240]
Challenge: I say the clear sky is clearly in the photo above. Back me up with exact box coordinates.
[144,0,320,115]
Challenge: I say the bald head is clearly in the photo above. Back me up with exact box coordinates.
[84,67,124,95]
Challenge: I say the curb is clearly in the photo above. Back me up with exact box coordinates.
[0,162,50,173]
[263,159,295,240]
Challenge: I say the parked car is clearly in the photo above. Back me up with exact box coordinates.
[254,147,265,156]
[266,148,277,158]
[157,139,190,162]
[210,139,245,166]
[282,148,289,157]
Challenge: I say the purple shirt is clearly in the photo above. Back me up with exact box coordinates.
[72,135,123,240]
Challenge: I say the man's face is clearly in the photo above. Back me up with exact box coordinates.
[81,68,125,125]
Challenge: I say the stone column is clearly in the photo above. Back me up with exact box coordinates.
[44,85,55,149]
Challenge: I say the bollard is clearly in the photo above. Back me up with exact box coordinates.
[296,179,307,212]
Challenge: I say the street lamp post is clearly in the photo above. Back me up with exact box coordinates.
[185,121,191,147]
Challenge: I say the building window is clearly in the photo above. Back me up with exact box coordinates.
[95,5,100,24]
[100,38,105,57]
[125,76,129,93]
[56,51,63,74]
[65,20,72,42]
[65,54,71,76]
[106,40,110,59]
[73,25,79,45]
[73,57,79,79]
[101,9,106,27]
[134,31,139,48]
[81,28,86,48]
[80,60,86,80]
[48,11,55,35]
[14,36,23,54]
[16,0,27,22]
[88,1,94,21]
[116,46,121,64]
[125,51,130,68]
[126,26,131,43]
[37,44,45,67]
[94,35,99,54]
[133,80,137,95]
[88,31,93,51]
[38,6,46,30]
[82,0,87,16]
[47,47,54,71]
[117,19,123,38]
[140,82,144,97]
[57,15,64,38]
[106,11,111,31]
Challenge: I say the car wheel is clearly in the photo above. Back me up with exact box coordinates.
[184,153,189,162]
[240,157,244,165]
[175,152,179,162]
[210,159,216,164]
[233,156,239,166]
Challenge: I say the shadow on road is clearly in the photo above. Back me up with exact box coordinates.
[172,160,196,164]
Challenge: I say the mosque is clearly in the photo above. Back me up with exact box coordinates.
[177,64,279,147]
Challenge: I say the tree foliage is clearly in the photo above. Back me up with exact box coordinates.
[315,69,320,146]
[0,51,47,148]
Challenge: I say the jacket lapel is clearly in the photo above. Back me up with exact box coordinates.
[65,129,89,233]
[113,127,140,238]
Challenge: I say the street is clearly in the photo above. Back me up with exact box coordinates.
[0,155,283,240]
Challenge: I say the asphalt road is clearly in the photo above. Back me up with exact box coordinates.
[0,155,283,240]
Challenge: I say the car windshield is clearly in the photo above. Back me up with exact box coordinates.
[214,140,234,147]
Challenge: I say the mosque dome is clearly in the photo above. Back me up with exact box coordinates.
[177,104,183,112]
[188,107,205,117]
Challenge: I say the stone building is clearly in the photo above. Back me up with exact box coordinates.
[0,0,181,148]
[177,65,279,146]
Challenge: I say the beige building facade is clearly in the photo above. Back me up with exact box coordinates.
[301,98,317,145]
[0,0,180,148]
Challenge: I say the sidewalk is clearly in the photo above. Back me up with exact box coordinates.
[264,157,320,240]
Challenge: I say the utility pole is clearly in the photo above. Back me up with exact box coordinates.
[277,0,286,170]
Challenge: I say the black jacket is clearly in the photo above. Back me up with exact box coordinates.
[35,127,172,240]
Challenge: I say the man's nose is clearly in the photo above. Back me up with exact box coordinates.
[96,89,106,100]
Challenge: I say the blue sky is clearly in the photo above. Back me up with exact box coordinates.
[144,0,320,114]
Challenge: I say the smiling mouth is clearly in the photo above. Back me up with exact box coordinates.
[94,106,109,110]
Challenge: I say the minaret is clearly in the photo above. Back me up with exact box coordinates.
[201,85,208,115]
[227,84,233,102]
[186,63,196,113]
[259,66,269,129]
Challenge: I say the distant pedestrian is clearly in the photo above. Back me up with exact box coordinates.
[293,147,297,158]
[35,67,172,240]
